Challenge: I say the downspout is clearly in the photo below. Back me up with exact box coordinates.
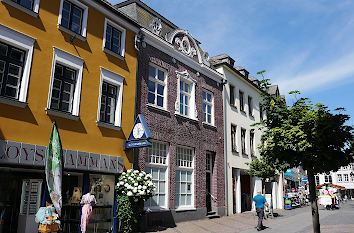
[221,72,228,215]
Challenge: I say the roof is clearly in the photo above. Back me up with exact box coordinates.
[267,85,279,96]
[93,0,141,28]
[316,183,346,190]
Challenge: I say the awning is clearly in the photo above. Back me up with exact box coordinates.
[315,183,346,190]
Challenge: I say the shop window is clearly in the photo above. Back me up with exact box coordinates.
[176,146,194,209]
[20,179,42,215]
[103,18,126,58]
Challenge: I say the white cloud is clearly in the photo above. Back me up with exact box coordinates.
[275,52,354,94]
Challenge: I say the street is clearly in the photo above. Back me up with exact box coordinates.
[157,201,354,233]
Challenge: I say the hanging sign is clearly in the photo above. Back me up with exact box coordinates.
[301,178,308,183]
[124,114,152,150]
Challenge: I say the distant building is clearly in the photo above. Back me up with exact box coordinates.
[116,0,226,228]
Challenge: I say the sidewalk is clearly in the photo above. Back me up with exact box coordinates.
[151,209,289,233]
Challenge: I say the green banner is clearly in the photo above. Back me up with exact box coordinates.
[45,121,63,216]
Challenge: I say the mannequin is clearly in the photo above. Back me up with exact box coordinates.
[80,185,97,233]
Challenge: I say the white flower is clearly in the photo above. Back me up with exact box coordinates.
[134,170,139,174]
[142,185,147,190]
[122,172,126,175]
[138,185,142,189]
[133,188,137,193]
[119,181,124,185]
[124,183,128,188]
[134,182,138,186]
[139,173,144,177]
[139,190,145,195]
[134,198,138,202]
[137,177,141,181]
[127,191,133,196]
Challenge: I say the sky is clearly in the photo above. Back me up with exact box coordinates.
[110,0,354,126]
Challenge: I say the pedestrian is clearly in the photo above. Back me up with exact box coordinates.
[344,195,348,203]
[252,191,269,231]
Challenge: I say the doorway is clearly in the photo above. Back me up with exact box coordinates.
[241,174,251,212]
[206,152,215,213]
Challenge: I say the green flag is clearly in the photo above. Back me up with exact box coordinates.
[46,121,63,216]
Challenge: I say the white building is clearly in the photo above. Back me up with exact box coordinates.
[211,54,284,215]
[315,163,354,198]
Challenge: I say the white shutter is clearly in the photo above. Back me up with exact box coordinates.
[20,179,42,215]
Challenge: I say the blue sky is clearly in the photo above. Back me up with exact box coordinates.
[110,0,354,125]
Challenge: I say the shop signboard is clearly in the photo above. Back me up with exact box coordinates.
[301,178,308,183]
[0,140,124,173]
[124,114,152,150]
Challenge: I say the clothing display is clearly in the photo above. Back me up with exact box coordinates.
[80,193,97,233]
[35,205,60,233]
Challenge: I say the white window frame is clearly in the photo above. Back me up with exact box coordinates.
[175,146,194,210]
[47,47,84,119]
[315,175,320,186]
[250,131,255,156]
[57,0,88,40]
[344,174,349,182]
[241,128,246,155]
[202,89,214,125]
[337,174,342,182]
[175,70,197,120]
[1,0,40,17]
[145,141,169,210]
[0,24,35,107]
[96,67,124,129]
[147,64,167,110]
[102,18,126,59]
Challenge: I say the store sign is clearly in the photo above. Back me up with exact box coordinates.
[124,114,152,150]
[0,140,124,173]
[301,178,308,183]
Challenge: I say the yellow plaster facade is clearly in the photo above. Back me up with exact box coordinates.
[0,0,138,169]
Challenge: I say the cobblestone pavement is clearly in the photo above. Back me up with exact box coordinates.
[153,201,354,233]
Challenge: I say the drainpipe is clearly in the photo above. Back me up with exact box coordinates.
[221,75,228,215]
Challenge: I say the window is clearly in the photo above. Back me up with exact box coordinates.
[50,64,76,113]
[145,141,168,208]
[58,0,88,39]
[315,175,320,186]
[179,79,191,116]
[47,47,84,118]
[248,96,253,116]
[337,174,342,182]
[344,174,349,182]
[2,0,40,16]
[103,19,126,58]
[20,179,42,215]
[148,65,166,108]
[202,90,213,124]
[176,146,194,209]
[231,125,237,152]
[239,91,244,112]
[324,175,332,183]
[250,131,255,156]
[175,71,197,120]
[229,84,235,106]
[351,173,354,182]
[241,128,246,154]
[97,67,124,128]
[0,24,35,107]
[0,42,26,100]
[260,104,263,120]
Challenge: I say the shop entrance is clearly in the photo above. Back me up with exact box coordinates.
[206,152,215,213]
[241,174,251,212]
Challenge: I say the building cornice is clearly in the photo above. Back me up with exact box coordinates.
[141,28,224,83]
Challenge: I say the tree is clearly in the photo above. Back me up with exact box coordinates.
[254,78,353,233]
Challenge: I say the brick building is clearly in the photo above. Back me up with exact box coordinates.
[116,0,226,227]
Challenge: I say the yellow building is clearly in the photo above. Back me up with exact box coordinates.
[0,0,139,232]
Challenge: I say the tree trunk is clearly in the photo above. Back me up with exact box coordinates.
[307,167,320,233]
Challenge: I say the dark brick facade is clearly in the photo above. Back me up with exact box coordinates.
[135,41,225,223]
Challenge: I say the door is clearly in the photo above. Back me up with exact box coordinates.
[206,152,215,213]
[17,179,42,233]
[241,174,251,212]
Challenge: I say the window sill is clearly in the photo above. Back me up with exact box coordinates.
[46,108,79,121]
[175,207,196,212]
[240,110,246,114]
[58,25,86,42]
[232,149,239,154]
[96,121,121,131]
[202,122,216,129]
[174,113,198,123]
[103,47,125,60]
[1,0,39,17]
[0,97,27,108]
[230,104,237,110]
[147,104,170,114]
[144,207,169,213]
